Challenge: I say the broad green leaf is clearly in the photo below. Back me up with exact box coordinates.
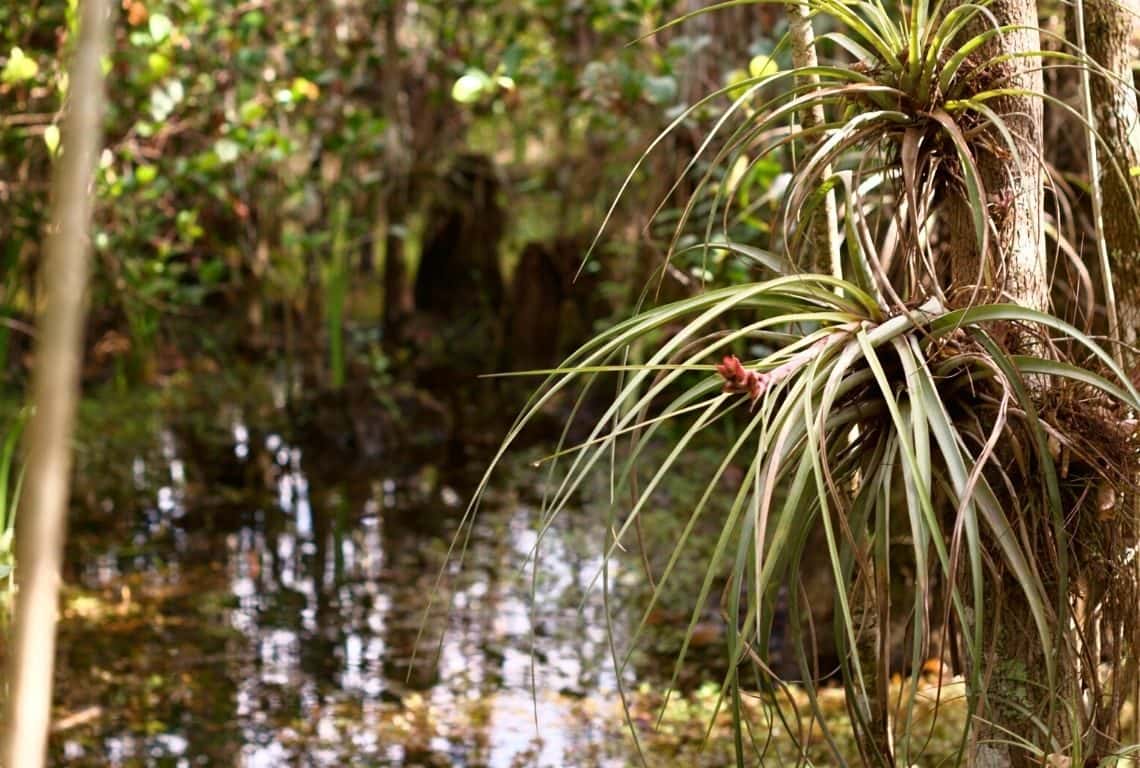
[214,138,240,164]
[147,52,171,79]
[238,99,266,124]
[451,70,491,104]
[643,74,678,105]
[748,54,778,79]
[724,68,750,101]
[2,47,38,84]
[148,13,173,43]
[43,124,61,155]
[136,164,158,184]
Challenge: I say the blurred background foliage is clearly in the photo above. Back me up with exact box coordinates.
[0,0,792,400]
[0,7,812,758]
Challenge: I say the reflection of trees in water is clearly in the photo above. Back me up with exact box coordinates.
[52,420,246,764]
[56,397,643,765]
[379,491,450,693]
[221,432,504,763]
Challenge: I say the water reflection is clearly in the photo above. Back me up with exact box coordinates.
[53,392,633,767]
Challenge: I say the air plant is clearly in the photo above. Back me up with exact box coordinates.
[436,0,1140,763]
[454,274,1138,764]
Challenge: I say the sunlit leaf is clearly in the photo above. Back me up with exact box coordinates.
[43,124,61,155]
[147,52,171,79]
[149,80,184,121]
[238,99,266,124]
[148,12,173,43]
[724,68,749,101]
[451,70,491,104]
[748,54,778,79]
[136,164,158,185]
[2,47,38,84]
[214,138,240,164]
[291,77,319,101]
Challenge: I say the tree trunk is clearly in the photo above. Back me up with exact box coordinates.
[1085,0,1140,343]
[853,565,894,766]
[941,2,1051,766]
[1081,0,1140,755]
[383,199,412,341]
[787,1,841,276]
[971,580,1066,768]
[0,0,111,764]
[380,0,413,342]
[945,0,1047,311]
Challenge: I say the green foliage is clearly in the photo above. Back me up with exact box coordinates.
[469,270,1140,761]
[1,0,739,383]
[0,408,27,596]
[2,47,39,84]
[459,0,1140,763]
[604,0,1138,313]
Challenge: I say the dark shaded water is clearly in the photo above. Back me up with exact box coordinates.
[45,374,643,767]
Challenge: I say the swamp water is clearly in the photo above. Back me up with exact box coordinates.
[29,370,965,767]
[38,372,691,767]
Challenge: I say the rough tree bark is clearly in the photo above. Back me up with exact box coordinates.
[1081,0,1140,755]
[945,0,1047,312]
[1085,0,1140,343]
[941,1,1051,766]
[0,0,111,765]
[787,1,842,277]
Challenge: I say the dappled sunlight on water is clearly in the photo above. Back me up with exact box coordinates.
[24,375,981,767]
[50,385,638,767]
